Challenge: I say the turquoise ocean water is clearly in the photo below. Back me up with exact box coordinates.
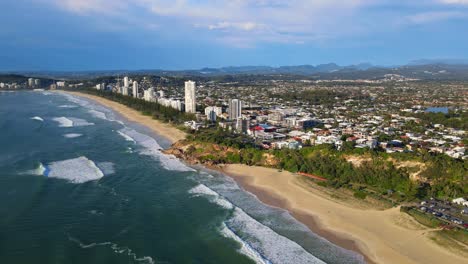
[0,91,365,264]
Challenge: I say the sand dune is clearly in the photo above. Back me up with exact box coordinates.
[223,164,466,264]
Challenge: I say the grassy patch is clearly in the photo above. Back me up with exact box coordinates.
[353,190,367,199]
[401,206,443,228]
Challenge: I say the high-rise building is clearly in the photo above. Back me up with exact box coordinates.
[122,87,128,96]
[236,117,249,134]
[144,88,156,102]
[184,81,196,113]
[28,78,34,87]
[205,106,222,122]
[133,81,139,98]
[123,76,129,88]
[34,79,40,87]
[229,99,242,120]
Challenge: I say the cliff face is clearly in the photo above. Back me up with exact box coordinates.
[163,140,279,167]
[163,140,240,166]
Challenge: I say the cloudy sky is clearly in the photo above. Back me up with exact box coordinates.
[1,0,468,71]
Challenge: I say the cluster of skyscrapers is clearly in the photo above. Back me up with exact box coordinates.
[110,77,246,131]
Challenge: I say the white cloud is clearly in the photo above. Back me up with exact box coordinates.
[439,0,468,5]
[45,0,468,48]
[406,11,466,24]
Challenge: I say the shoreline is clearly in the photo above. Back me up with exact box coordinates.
[222,164,467,264]
[62,91,466,264]
[62,91,186,144]
[225,168,374,264]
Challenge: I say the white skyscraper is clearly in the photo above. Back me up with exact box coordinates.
[28,78,34,87]
[144,88,156,102]
[229,99,242,120]
[132,81,139,98]
[184,81,196,113]
[205,106,222,122]
[123,76,129,88]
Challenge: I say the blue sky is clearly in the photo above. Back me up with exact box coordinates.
[1,0,468,71]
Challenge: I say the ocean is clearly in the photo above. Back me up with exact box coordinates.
[0,91,365,264]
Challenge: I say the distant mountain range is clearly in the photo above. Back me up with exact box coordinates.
[2,60,468,80]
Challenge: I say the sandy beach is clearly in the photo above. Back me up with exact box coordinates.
[223,164,467,264]
[63,91,187,144]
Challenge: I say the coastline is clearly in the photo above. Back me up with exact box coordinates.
[222,164,467,264]
[62,91,187,144]
[61,91,466,264]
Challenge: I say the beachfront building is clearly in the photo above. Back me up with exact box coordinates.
[132,81,139,98]
[229,99,242,120]
[158,97,183,111]
[123,76,129,88]
[144,88,157,102]
[185,80,196,113]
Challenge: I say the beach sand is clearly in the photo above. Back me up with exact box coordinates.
[223,164,467,264]
[63,91,187,144]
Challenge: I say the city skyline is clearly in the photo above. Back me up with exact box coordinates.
[2,1,468,71]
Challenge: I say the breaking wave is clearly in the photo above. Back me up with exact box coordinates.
[117,128,193,172]
[53,117,94,127]
[27,157,114,184]
[189,183,325,264]
[60,92,115,122]
[53,117,73,127]
[30,116,44,122]
[220,223,269,264]
[63,133,83,138]
[58,104,78,108]
[88,109,107,120]
[117,131,136,143]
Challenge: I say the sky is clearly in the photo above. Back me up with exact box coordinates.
[1,0,468,71]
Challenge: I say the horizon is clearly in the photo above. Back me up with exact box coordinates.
[2,1,468,71]
[3,59,468,74]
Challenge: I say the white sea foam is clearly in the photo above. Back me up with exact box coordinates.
[63,133,83,138]
[68,236,154,264]
[53,117,94,127]
[189,184,234,210]
[228,208,325,264]
[117,131,136,143]
[117,128,193,172]
[69,117,94,126]
[189,182,325,264]
[24,162,47,176]
[58,104,78,108]
[88,109,107,120]
[220,223,269,264]
[53,117,73,127]
[30,116,44,122]
[45,157,105,183]
[60,92,116,121]
[96,162,116,175]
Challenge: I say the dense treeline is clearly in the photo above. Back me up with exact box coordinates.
[72,88,195,123]
[189,128,467,201]
[410,111,468,130]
